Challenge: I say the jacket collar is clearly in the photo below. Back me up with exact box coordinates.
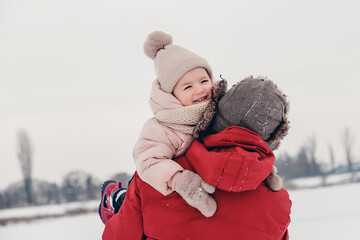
[203,126,273,156]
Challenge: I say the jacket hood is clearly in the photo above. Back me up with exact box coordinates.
[149,80,183,115]
[203,126,273,159]
[186,126,274,192]
[204,126,272,155]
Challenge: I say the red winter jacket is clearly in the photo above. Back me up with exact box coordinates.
[103,127,292,240]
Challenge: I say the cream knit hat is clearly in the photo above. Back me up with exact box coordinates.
[144,31,213,93]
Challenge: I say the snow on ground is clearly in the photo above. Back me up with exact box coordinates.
[0,213,104,240]
[288,172,360,189]
[0,200,98,219]
[288,183,360,240]
[1,183,360,239]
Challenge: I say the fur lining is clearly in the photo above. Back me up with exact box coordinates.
[193,79,227,139]
[266,85,290,150]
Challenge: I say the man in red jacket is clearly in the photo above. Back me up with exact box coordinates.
[103,77,291,240]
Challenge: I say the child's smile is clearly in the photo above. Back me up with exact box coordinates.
[193,95,209,104]
[173,67,212,106]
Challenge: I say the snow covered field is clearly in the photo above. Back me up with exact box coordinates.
[288,183,360,239]
[1,183,359,239]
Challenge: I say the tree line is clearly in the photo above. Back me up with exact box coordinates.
[1,128,358,209]
[0,130,131,210]
[275,128,359,180]
[0,170,132,210]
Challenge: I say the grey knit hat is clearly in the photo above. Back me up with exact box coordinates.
[194,76,290,150]
[143,31,213,93]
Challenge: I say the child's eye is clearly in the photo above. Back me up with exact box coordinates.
[201,80,209,84]
[184,86,191,90]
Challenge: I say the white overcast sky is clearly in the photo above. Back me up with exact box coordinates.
[1,0,360,190]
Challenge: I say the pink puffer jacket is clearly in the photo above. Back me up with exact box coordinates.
[132,80,194,195]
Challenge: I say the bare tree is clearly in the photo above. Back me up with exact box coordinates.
[297,146,311,177]
[307,135,319,176]
[328,143,336,173]
[61,171,100,202]
[343,127,355,172]
[17,129,34,205]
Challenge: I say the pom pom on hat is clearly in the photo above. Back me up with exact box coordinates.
[144,31,173,60]
[143,30,213,93]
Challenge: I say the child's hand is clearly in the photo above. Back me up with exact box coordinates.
[265,166,283,191]
[174,170,217,217]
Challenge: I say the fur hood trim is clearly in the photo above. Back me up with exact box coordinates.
[193,79,227,139]
[266,90,290,150]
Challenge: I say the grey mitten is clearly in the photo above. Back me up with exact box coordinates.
[174,170,217,217]
[265,165,283,191]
